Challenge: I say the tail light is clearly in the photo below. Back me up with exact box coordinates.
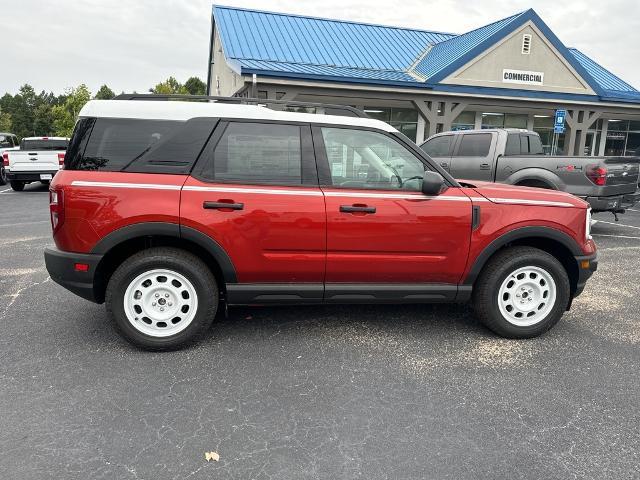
[49,188,65,233]
[586,165,607,186]
[2,152,8,167]
[57,152,65,168]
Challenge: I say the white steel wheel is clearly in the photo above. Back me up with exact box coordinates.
[123,269,198,337]
[497,265,556,327]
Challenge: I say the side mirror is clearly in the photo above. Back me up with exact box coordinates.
[421,171,446,196]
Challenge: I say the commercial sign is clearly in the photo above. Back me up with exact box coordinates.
[502,69,544,86]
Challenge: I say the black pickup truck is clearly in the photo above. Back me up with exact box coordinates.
[421,128,640,215]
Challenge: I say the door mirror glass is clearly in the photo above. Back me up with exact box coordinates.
[421,171,446,196]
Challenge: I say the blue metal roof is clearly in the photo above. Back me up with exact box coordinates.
[214,5,453,73]
[233,59,420,86]
[212,5,640,104]
[412,11,526,80]
[569,48,640,96]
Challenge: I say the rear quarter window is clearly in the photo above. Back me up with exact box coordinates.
[64,117,215,173]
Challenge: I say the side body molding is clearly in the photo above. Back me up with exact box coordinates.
[90,222,238,283]
[464,226,583,285]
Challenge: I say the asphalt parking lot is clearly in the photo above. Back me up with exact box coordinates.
[1,183,639,480]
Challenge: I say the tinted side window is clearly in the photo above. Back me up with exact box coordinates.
[67,118,213,173]
[208,122,302,185]
[505,134,521,156]
[64,117,97,170]
[81,119,181,171]
[458,133,492,157]
[422,135,452,157]
[520,135,530,154]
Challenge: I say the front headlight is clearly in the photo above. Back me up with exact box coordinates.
[585,208,592,241]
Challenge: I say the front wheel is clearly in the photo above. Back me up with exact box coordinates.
[473,246,570,338]
[106,247,219,350]
[10,181,24,191]
[0,166,6,185]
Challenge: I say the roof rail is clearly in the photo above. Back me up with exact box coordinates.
[113,94,368,118]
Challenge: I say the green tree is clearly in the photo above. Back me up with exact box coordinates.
[10,84,37,138]
[51,84,91,137]
[150,76,188,94]
[0,109,11,132]
[94,84,115,100]
[33,103,54,136]
[184,77,206,96]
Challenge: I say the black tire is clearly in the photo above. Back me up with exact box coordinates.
[0,166,6,186]
[10,181,24,191]
[472,246,570,338]
[105,247,219,350]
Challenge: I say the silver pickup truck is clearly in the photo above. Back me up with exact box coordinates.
[420,128,640,215]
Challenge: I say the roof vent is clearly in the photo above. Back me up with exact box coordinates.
[522,34,532,55]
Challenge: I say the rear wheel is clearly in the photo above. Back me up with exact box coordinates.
[473,246,570,338]
[10,181,24,191]
[0,166,6,185]
[106,247,218,350]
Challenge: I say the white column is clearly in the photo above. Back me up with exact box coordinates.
[416,114,427,144]
[526,114,535,131]
[474,111,482,130]
[598,119,608,156]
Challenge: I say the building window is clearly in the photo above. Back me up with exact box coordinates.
[533,115,565,155]
[605,120,640,156]
[364,106,419,141]
[481,113,527,129]
[452,111,475,131]
[522,34,532,54]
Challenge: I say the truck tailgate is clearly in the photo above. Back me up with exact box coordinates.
[9,151,60,172]
[602,157,639,188]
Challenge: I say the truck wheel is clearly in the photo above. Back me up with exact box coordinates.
[10,181,25,191]
[105,247,218,350]
[473,246,570,338]
[0,166,6,185]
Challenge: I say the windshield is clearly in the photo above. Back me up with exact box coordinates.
[20,139,68,151]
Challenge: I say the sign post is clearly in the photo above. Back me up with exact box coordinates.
[552,109,566,155]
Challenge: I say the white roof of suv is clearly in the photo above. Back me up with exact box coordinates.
[79,100,397,133]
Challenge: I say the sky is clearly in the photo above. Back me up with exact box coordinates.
[1,0,639,96]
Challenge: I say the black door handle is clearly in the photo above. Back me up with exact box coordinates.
[480,163,490,170]
[203,201,244,210]
[340,205,376,214]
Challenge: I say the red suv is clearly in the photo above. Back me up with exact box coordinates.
[44,95,597,350]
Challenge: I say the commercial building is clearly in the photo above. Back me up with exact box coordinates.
[207,6,640,156]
